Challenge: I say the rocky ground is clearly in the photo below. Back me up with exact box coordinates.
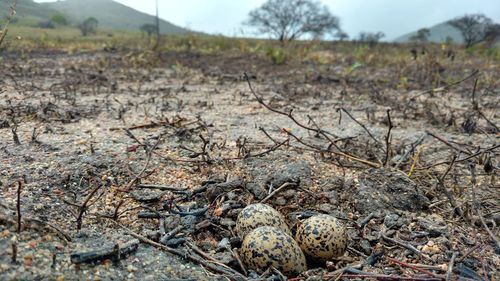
[0,48,499,280]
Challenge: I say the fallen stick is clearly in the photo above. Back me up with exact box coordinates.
[70,238,140,264]
[16,181,22,233]
[260,182,296,203]
[381,233,432,261]
[136,184,189,194]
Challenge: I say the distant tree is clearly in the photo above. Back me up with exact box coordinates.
[37,20,55,29]
[484,23,500,47]
[51,13,68,26]
[410,28,430,43]
[358,31,385,46]
[448,14,494,48]
[79,17,98,36]
[246,0,340,43]
[334,31,349,41]
[140,23,157,37]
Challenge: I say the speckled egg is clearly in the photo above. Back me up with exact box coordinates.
[235,203,291,238]
[295,214,348,261]
[239,226,307,275]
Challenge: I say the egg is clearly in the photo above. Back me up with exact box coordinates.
[239,226,307,275]
[235,203,291,238]
[295,214,348,261]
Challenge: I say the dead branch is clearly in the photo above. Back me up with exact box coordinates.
[136,184,189,194]
[244,72,340,147]
[70,239,140,264]
[383,109,393,166]
[394,134,426,169]
[385,257,442,279]
[11,125,20,145]
[76,184,102,230]
[435,155,462,215]
[339,107,383,148]
[410,69,479,99]
[260,182,297,203]
[286,130,380,168]
[445,251,458,281]
[381,233,432,261]
[16,181,21,233]
[426,131,472,155]
[419,143,500,170]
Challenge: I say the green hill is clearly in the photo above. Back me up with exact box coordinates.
[1,0,189,34]
[394,22,463,44]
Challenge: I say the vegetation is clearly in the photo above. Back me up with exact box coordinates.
[140,23,157,37]
[358,31,385,46]
[0,0,18,47]
[79,17,98,36]
[448,14,498,48]
[51,13,68,26]
[410,28,430,43]
[246,0,340,43]
[42,0,187,34]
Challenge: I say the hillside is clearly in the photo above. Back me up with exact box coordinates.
[43,0,188,34]
[1,0,189,34]
[394,22,463,44]
[0,0,60,26]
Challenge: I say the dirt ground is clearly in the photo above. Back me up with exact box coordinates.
[0,48,499,280]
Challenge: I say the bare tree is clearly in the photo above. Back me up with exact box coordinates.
[246,0,340,43]
[448,14,493,48]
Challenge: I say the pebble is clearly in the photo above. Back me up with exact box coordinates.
[127,265,137,272]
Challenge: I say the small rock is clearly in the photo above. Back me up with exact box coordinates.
[217,238,230,251]
[245,182,266,200]
[384,213,400,229]
[220,218,236,227]
[418,215,448,237]
[360,239,372,255]
[318,203,335,213]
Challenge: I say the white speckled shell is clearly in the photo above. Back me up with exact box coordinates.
[239,226,307,275]
[295,214,348,260]
[235,203,291,238]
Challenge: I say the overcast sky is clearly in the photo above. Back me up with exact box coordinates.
[35,0,500,40]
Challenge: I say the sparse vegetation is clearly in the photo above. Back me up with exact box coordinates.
[0,1,499,281]
[358,31,385,46]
